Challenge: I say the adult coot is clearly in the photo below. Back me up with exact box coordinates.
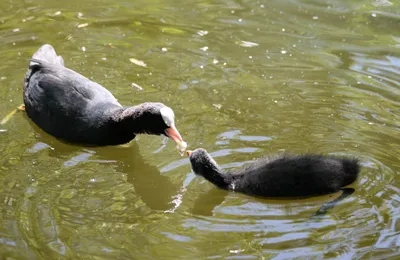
[187,148,359,197]
[23,44,186,149]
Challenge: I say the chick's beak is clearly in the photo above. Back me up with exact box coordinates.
[186,150,192,156]
[164,125,183,143]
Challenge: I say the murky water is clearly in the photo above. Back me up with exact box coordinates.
[0,0,399,259]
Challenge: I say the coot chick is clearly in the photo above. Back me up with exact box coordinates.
[187,148,359,197]
[23,44,186,148]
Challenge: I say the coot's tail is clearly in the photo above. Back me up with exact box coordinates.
[342,158,360,186]
[30,44,64,66]
[24,44,64,91]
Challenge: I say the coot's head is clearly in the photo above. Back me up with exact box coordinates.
[187,148,221,176]
[135,103,184,145]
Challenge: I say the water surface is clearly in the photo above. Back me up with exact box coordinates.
[0,0,399,259]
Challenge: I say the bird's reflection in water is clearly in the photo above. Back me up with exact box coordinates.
[190,185,354,218]
[191,188,227,216]
[26,121,182,212]
[95,144,182,212]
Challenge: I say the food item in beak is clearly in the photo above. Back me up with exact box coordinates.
[176,141,188,156]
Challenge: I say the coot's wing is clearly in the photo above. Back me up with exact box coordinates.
[27,59,120,105]
[24,60,122,138]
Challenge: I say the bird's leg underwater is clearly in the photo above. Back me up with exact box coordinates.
[312,188,355,217]
[0,104,25,125]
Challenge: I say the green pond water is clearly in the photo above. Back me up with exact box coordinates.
[0,0,399,259]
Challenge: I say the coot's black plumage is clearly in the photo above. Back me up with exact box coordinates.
[23,44,184,146]
[188,148,359,197]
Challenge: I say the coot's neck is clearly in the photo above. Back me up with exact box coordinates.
[112,103,157,134]
[100,103,163,145]
[200,163,231,189]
